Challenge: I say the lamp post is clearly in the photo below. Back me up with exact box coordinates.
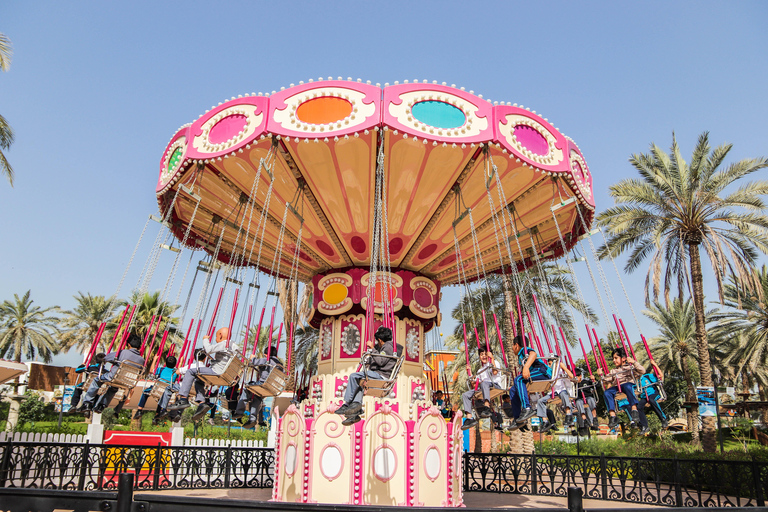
[58,372,70,429]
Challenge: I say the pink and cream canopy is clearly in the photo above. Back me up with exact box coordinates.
[156,80,594,285]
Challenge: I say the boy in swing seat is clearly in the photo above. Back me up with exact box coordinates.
[508,334,552,424]
[574,368,599,431]
[636,360,668,434]
[460,347,504,430]
[133,355,178,420]
[236,343,284,429]
[597,347,644,428]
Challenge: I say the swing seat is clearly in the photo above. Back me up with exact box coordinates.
[198,352,245,387]
[148,380,171,403]
[526,378,554,395]
[246,365,288,397]
[615,393,627,401]
[361,348,405,399]
[549,396,562,407]
[101,360,145,391]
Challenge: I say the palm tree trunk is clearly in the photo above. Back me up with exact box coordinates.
[681,354,700,444]
[688,243,716,452]
[279,279,299,390]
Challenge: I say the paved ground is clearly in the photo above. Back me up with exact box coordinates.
[139,488,659,509]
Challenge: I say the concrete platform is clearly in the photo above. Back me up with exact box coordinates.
[140,488,660,508]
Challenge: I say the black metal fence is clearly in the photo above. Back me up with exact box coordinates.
[0,440,274,491]
[2,440,766,508]
[463,452,768,508]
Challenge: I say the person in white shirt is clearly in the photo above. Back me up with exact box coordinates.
[170,327,238,421]
[537,360,574,433]
[461,347,504,430]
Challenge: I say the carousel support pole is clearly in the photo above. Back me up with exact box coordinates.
[578,337,594,376]
[153,331,169,372]
[558,326,576,372]
[145,316,163,360]
[178,319,194,367]
[117,305,138,352]
[525,311,544,355]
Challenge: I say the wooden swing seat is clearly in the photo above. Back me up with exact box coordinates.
[148,380,171,402]
[474,387,506,402]
[246,366,288,397]
[362,348,405,399]
[98,360,144,392]
[198,352,245,387]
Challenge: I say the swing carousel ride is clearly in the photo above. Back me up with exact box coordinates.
[144,79,600,506]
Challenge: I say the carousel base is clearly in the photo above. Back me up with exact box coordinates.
[272,402,464,507]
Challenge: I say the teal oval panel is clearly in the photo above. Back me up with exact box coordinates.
[411,101,466,129]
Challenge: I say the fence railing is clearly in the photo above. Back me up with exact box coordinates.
[463,452,768,508]
[2,439,766,508]
[0,440,274,490]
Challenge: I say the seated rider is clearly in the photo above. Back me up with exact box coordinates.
[461,347,504,430]
[236,343,284,429]
[508,334,552,424]
[433,390,452,420]
[636,361,667,434]
[538,359,574,433]
[133,355,178,420]
[80,333,145,416]
[574,368,599,431]
[335,326,396,426]
[68,353,105,412]
[170,327,238,421]
[597,347,644,428]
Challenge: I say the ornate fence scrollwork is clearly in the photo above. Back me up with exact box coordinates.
[462,452,767,507]
[0,441,274,491]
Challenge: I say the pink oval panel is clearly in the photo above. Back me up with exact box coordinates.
[418,244,437,260]
[513,125,548,156]
[316,240,335,257]
[389,237,403,255]
[209,114,248,144]
[351,236,366,254]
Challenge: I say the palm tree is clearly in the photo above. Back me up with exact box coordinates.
[596,132,768,451]
[59,293,119,357]
[0,291,60,363]
[0,32,14,186]
[120,291,182,367]
[643,299,705,442]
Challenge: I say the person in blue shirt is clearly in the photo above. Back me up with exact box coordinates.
[636,361,667,434]
[133,355,178,420]
[68,353,105,412]
[508,334,552,424]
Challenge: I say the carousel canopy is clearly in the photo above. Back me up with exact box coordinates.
[157,80,594,285]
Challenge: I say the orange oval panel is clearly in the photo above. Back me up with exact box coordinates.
[323,283,348,305]
[296,97,353,125]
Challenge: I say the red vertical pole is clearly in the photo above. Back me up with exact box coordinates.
[593,327,609,372]
[251,307,266,358]
[612,314,628,352]
[226,289,240,349]
[640,334,660,377]
[106,305,130,354]
[585,325,602,373]
[618,318,638,360]
[481,310,492,353]
[287,321,295,377]
[140,315,157,356]
[515,296,526,347]
[492,313,509,367]
[178,319,194,367]
[551,325,562,357]
[117,305,138,352]
[473,328,483,350]
[274,323,283,355]
[532,294,553,354]
[187,318,203,364]
[241,304,253,358]
[578,337,593,376]
[525,311,543,355]
[509,311,517,337]
[558,326,576,372]
[85,323,107,366]
[145,316,163,362]
[207,287,225,338]
[266,306,276,359]
[462,324,471,377]
[153,331,169,372]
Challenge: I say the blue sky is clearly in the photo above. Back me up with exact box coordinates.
[2,2,767,367]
